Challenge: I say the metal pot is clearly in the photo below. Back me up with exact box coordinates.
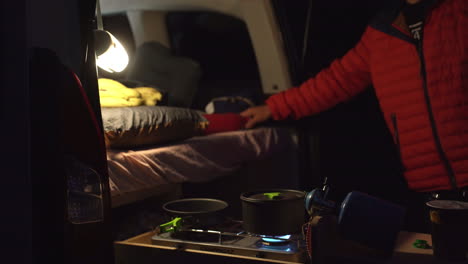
[240,189,306,236]
[161,198,228,232]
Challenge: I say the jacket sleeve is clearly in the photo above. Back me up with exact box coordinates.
[266,26,373,120]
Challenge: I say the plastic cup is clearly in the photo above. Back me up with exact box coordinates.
[426,200,468,261]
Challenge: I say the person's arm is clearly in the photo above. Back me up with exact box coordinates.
[267,26,373,121]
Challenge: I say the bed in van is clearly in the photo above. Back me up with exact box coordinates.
[94,2,307,248]
[98,0,302,212]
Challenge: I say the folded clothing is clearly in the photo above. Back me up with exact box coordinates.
[202,113,248,135]
[98,78,163,107]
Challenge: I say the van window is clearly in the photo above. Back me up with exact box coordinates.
[166,11,263,110]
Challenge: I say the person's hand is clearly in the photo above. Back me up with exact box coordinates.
[240,105,272,129]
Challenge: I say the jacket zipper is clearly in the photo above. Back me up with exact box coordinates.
[415,40,458,190]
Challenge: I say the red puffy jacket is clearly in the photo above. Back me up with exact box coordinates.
[266,0,467,192]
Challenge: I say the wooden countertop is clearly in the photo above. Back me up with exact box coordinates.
[114,216,466,264]
[310,215,466,264]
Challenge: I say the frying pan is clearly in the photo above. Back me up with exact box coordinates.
[159,198,228,232]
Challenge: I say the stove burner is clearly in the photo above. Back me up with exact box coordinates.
[260,234,291,246]
[170,229,242,243]
[152,229,306,263]
[171,230,219,242]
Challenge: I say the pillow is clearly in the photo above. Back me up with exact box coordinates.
[101,106,208,148]
[204,96,255,114]
[125,42,202,108]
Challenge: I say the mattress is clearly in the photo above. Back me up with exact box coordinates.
[107,127,295,207]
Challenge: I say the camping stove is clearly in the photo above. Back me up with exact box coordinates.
[150,219,307,263]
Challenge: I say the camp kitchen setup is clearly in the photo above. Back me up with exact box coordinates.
[8,0,467,264]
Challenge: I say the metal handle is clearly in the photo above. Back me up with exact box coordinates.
[305,177,335,216]
[263,192,281,199]
[159,217,182,233]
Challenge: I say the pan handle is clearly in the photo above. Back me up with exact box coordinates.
[263,192,282,199]
[159,217,182,233]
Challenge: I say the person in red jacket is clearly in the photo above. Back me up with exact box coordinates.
[241,0,467,230]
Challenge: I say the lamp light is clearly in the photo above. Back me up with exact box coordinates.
[94,0,129,73]
[94,30,129,73]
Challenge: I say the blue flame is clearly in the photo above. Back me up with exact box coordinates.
[261,234,291,243]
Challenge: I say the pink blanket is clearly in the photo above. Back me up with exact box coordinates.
[107,127,293,199]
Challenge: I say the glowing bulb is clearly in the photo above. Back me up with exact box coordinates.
[96,33,129,73]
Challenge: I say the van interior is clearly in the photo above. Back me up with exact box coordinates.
[4,0,413,263]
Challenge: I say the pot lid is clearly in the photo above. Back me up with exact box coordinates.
[241,189,305,202]
[163,198,228,215]
[426,200,468,210]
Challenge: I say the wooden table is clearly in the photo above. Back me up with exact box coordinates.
[310,215,466,263]
[114,215,465,264]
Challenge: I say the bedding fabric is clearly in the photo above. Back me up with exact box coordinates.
[107,127,294,202]
[101,106,208,148]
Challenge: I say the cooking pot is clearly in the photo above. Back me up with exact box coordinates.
[160,198,228,232]
[240,189,306,236]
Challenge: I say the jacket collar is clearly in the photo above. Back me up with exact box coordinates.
[369,0,440,44]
